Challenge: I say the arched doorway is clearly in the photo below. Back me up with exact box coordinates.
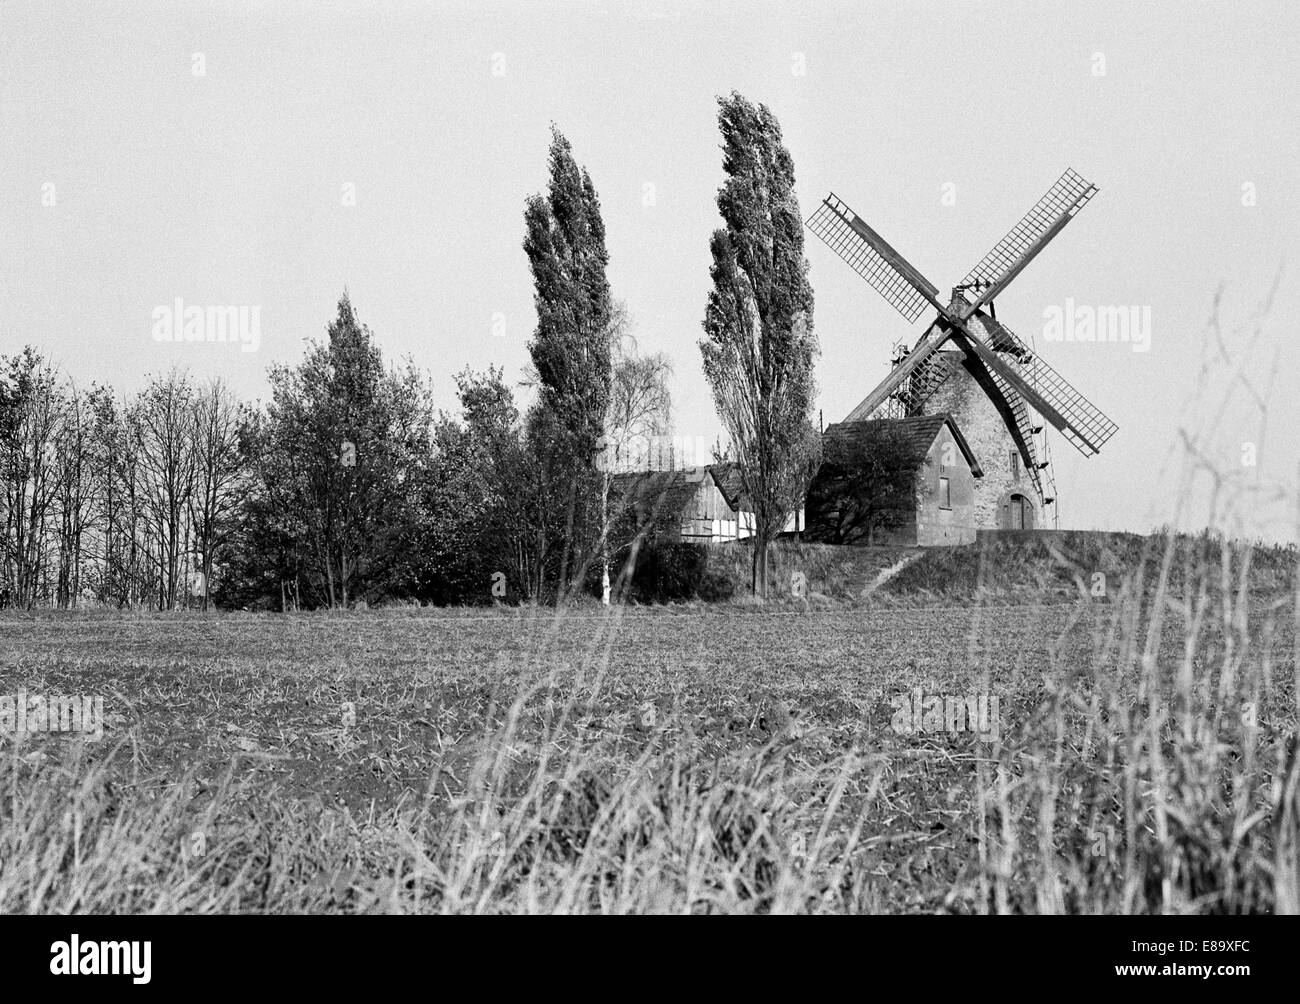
[999,491,1036,530]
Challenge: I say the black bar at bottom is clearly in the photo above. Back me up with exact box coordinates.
[0,915,1287,991]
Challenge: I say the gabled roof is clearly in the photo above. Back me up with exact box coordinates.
[821,413,983,477]
[608,461,753,518]
[705,462,751,512]
[609,467,708,518]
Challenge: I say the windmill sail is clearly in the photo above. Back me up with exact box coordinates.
[844,321,951,421]
[943,331,1046,500]
[899,350,962,414]
[805,194,942,324]
[958,169,1098,315]
[958,316,1118,456]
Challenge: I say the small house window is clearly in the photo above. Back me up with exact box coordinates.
[938,476,951,510]
[1010,450,1020,480]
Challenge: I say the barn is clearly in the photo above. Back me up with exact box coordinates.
[804,413,983,546]
[609,462,804,544]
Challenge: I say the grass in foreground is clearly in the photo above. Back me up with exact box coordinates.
[1,536,1297,912]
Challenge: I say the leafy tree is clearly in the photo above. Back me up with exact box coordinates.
[804,424,918,544]
[223,406,310,611]
[523,126,614,598]
[422,367,543,603]
[252,293,434,608]
[699,92,819,598]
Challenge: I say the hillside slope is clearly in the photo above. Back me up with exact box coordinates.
[702,530,1295,604]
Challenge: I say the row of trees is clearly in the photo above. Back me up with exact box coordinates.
[1,91,821,608]
[0,290,671,610]
[0,349,243,610]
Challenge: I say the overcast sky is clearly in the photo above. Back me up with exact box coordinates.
[3,0,1296,541]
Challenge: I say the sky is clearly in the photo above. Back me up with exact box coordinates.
[2,0,1297,541]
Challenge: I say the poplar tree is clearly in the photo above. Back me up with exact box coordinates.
[700,92,819,598]
[523,126,613,597]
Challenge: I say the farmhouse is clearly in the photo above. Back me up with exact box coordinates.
[610,462,804,544]
[804,413,982,546]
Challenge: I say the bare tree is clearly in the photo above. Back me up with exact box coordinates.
[52,380,97,608]
[596,302,672,604]
[188,378,245,610]
[114,393,156,607]
[0,349,65,608]
[79,387,127,605]
[133,369,196,610]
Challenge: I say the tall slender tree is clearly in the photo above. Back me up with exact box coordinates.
[700,92,820,598]
[523,125,613,598]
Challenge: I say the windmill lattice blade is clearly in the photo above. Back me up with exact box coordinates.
[844,322,951,422]
[900,350,962,414]
[959,169,1098,298]
[947,334,1045,499]
[806,194,940,324]
[963,318,1118,456]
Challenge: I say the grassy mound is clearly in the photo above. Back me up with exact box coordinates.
[695,530,1296,605]
[882,529,1295,602]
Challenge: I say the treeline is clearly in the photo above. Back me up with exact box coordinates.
[2,93,819,609]
[0,290,673,611]
[0,346,245,610]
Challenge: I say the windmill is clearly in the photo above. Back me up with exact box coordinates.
[805,168,1117,526]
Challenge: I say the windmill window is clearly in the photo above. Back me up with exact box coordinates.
[938,476,951,510]
[1009,451,1020,480]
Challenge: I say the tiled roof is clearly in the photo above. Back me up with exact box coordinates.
[609,468,705,519]
[705,462,751,512]
[822,413,983,476]
[608,461,753,520]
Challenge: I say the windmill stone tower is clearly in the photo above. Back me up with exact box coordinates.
[919,346,1041,529]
